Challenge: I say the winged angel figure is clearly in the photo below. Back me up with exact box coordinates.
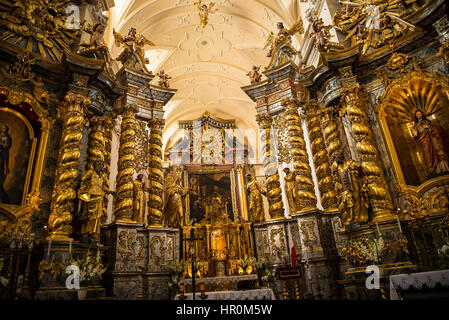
[263,17,304,69]
[194,0,217,28]
[113,27,155,72]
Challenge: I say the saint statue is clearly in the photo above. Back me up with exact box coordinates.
[334,153,369,226]
[410,110,449,177]
[163,169,188,228]
[157,70,172,88]
[132,174,147,225]
[0,124,11,203]
[245,174,266,222]
[194,1,217,28]
[283,168,300,214]
[78,160,114,240]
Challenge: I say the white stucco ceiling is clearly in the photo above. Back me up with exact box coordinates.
[106,0,305,154]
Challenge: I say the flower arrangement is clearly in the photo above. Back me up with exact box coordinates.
[167,260,186,299]
[71,249,107,287]
[438,236,449,258]
[342,235,385,265]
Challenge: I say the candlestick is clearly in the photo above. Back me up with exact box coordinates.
[376,222,381,236]
[397,217,402,234]
[69,241,72,256]
[47,240,52,259]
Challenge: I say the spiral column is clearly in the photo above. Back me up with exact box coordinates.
[47,92,91,241]
[283,99,317,212]
[114,104,138,222]
[256,113,284,219]
[147,118,165,226]
[342,83,395,221]
[304,100,337,211]
[318,107,344,202]
[86,116,106,168]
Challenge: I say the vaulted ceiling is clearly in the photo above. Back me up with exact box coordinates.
[106,0,305,154]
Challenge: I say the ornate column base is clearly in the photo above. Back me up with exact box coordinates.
[101,223,180,299]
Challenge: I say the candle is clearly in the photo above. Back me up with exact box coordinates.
[179,279,185,296]
[397,217,402,234]
[376,222,381,236]
[47,240,52,259]
[69,241,72,256]
[200,278,205,295]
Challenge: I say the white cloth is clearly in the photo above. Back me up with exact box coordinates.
[389,269,449,300]
[183,274,258,286]
[175,288,275,300]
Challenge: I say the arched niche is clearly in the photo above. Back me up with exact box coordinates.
[377,71,449,190]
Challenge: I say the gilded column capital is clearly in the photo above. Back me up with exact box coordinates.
[256,113,272,129]
[148,118,165,130]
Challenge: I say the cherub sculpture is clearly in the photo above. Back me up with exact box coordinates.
[157,70,172,88]
[194,0,217,28]
[246,65,262,84]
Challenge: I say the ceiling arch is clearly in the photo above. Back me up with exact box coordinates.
[107,0,304,156]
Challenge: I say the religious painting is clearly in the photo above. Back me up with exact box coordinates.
[0,108,36,206]
[187,171,234,224]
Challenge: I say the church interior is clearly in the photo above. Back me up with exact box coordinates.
[0,0,449,301]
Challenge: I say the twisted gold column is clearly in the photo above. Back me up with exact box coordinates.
[147,118,165,226]
[283,99,317,212]
[304,100,337,211]
[256,113,284,219]
[342,83,395,221]
[86,116,106,168]
[114,104,138,222]
[102,118,113,225]
[318,107,344,205]
[47,93,91,241]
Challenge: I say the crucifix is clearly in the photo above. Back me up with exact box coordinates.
[182,229,203,300]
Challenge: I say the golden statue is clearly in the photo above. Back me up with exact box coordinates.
[78,22,111,63]
[78,160,114,240]
[246,65,262,84]
[333,153,369,226]
[282,168,300,214]
[263,18,303,68]
[410,110,449,177]
[113,27,155,72]
[163,169,188,228]
[203,192,230,225]
[132,174,147,225]
[194,0,217,28]
[245,174,266,222]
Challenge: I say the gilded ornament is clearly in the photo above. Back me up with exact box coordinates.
[194,1,217,29]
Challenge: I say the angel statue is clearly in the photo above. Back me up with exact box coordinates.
[78,22,111,63]
[264,18,304,69]
[113,27,155,73]
[194,0,217,28]
[309,12,344,52]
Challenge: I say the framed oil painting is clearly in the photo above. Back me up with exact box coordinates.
[186,170,236,224]
[0,108,36,206]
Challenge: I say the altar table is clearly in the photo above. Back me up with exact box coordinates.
[389,269,449,300]
[174,288,275,300]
